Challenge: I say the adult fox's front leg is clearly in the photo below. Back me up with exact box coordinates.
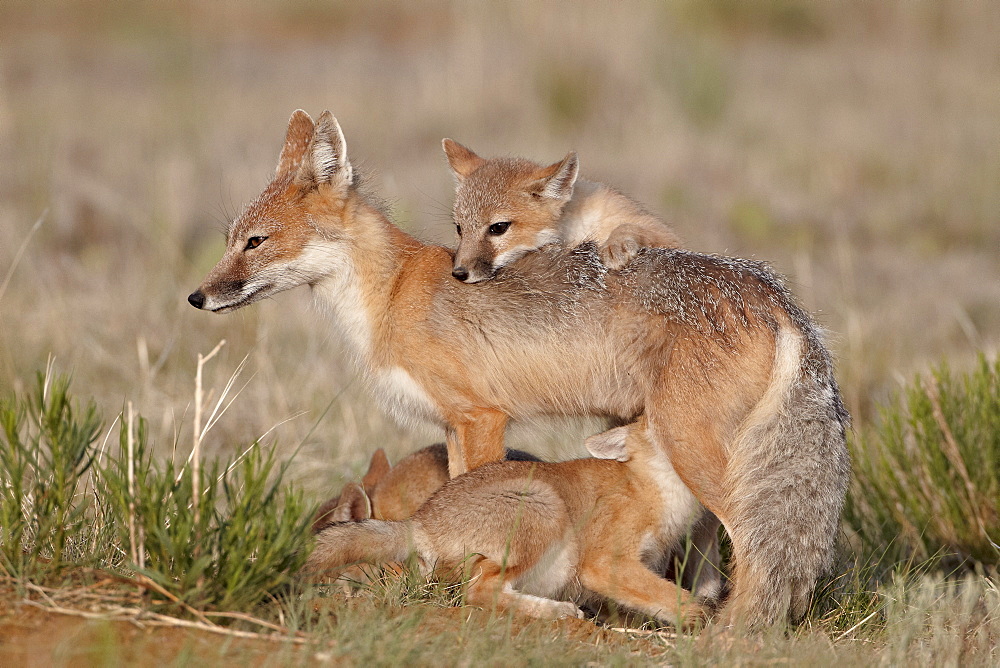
[444,408,508,477]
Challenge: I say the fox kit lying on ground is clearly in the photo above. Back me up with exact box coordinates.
[312,445,538,531]
[311,447,442,532]
[189,110,849,628]
[312,444,722,601]
[442,139,681,283]
[306,422,713,626]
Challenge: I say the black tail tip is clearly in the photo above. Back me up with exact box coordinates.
[187,290,205,309]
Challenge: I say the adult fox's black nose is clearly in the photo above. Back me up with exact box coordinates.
[452,266,469,282]
[188,290,206,309]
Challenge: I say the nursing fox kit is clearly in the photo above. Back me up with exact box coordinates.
[312,441,722,604]
[312,444,539,532]
[189,110,849,629]
[306,422,715,626]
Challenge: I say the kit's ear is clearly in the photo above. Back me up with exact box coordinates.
[527,151,578,201]
[584,426,630,462]
[362,448,392,490]
[442,139,486,181]
[331,482,373,522]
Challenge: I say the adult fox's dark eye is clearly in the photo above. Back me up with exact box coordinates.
[488,221,511,236]
[455,224,462,237]
[244,236,267,250]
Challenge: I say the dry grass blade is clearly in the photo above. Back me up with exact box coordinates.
[114,572,217,628]
[834,608,883,642]
[606,626,677,643]
[190,339,226,572]
[192,340,226,505]
[216,410,307,485]
[22,578,308,642]
[126,402,138,570]
[201,610,310,638]
[20,598,312,645]
[180,343,257,480]
[22,580,138,603]
[0,209,45,305]
[198,351,254,445]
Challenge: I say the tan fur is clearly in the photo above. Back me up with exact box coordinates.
[311,442,723,602]
[306,422,711,627]
[442,139,681,283]
[311,447,440,533]
[189,111,850,628]
[313,444,542,531]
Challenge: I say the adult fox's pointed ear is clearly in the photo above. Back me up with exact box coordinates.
[297,110,353,189]
[529,151,578,201]
[362,448,392,490]
[442,139,485,181]
[275,109,315,179]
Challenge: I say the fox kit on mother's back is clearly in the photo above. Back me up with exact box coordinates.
[442,139,682,283]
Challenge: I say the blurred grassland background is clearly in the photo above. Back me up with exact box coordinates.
[1,0,998,496]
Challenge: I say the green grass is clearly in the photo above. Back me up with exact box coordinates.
[845,353,1000,572]
[0,370,101,577]
[0,369,313,613]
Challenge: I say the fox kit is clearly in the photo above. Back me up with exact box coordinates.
[442,139,681,283]
[189,110,849,628]
[312,444,722,601]
[311,444,564,596]
[306,421,714,626]
[312,444,539,532]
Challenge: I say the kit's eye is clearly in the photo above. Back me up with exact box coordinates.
[244,236,267,250]
[488,221,511,236]
[455,224,462,237]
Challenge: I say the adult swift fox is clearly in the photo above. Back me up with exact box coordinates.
[305,422,712,626]
[312,444,723,601]
[188,110,849,628]
[442,139,682,283]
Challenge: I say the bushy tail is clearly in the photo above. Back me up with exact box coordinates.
[303,519,414,578]
[723,326,850,629]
